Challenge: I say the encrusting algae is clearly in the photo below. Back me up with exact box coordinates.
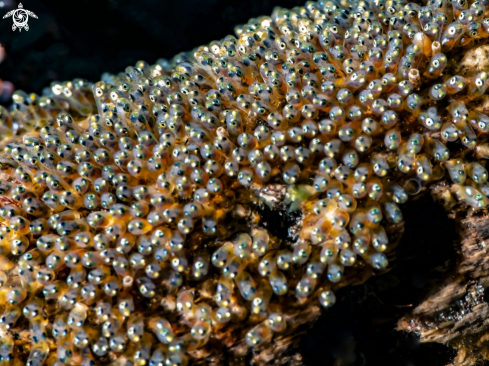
[0,0,489,364]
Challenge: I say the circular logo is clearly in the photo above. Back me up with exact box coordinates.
[2,3,37,32]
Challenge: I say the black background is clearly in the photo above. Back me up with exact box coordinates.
[0,0,458,365]
[0,0,303,98]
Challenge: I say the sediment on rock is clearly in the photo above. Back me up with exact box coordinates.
[398,182,489,366]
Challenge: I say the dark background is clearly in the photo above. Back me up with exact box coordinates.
[0,0,458,365]
[0,0,304,99]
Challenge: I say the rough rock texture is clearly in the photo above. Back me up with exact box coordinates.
[398,182,489,366]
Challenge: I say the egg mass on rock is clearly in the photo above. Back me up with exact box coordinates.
[0,0,488,364]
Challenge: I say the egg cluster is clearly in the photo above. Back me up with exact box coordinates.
[0,0,488,364]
